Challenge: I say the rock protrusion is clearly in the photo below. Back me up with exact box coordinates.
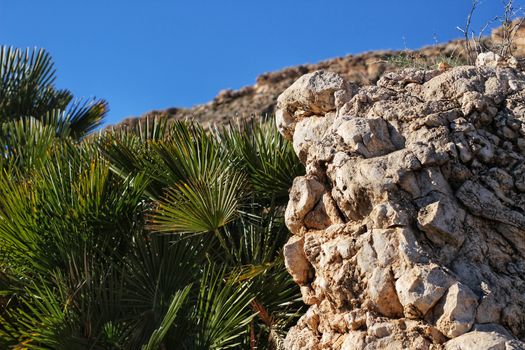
[278,52,525,349]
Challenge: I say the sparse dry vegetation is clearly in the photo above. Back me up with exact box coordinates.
[458,0,525,63]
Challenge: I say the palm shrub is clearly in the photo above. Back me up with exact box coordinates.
[0,46,305,349]
[0,46,107,136]
[0,47,108,176]
[100,118,306,348]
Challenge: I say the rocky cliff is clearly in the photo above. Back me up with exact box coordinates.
[277,52,525,349]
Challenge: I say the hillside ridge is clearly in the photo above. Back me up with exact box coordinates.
[117,42,465,129]
[116,21,524,129]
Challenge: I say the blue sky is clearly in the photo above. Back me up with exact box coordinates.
[0,0,522,124]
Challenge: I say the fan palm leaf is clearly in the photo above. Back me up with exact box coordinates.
[0,46,107,139]
[0,46,69,121]
[151,169,247,234]
[98,115,170,199]
[219,120,304,205]
[0,42,307,348]
[177,266,256,350]
[141,285,191,350]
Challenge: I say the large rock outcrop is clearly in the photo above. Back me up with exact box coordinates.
[278,55,525,349]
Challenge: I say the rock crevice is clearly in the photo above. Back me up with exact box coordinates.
[279,54,525,349]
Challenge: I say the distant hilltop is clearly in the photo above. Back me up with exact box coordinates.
[116,21,525,130]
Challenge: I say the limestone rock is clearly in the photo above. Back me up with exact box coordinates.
[367,267,403,318]
[335,117,397,158]
[433,282,478,338]
[395,265,453,318]
[276,70,345,139]
[293,114,334,162]
[476,52,504,68]
[278,62,525,349]
[284,236,314,286]
[285,176,326,235]
[417,199,466,247]
[444,330,525,350]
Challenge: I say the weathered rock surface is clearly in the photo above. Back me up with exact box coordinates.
[278,53,525,349]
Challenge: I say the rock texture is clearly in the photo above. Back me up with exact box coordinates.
[278,54,525,349]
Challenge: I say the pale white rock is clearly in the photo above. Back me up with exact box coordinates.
[367,267,404,317]
[456,180,525,228]
[341,331,366,350]
[395,265,453,318]
[368,202,409,229]
[304,193,344,230]
[456,139,474,163]
[276,70,345,139]
[417,200,466,247]
[304,306,320,331]
[476,51,503,68]
[335,237,354,260]
[368,322,395,338]
[475,51,519,69]
[476,283,503,324]
[284,326,320,350]
[292,114,334,162]
[284,236,313,286]
[473,324,514,339]
[285,176,325,235]
[335,117,397,158]
[422,66,484,101]
[276,107,295,140]
[371,228,399,267]
[444,330,523,350]
[434,282,478,338]
[343,309,367,331]
[300,285,318,305]
[397,227,426,267]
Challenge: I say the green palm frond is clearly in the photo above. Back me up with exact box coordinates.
[181,266,256,350]
[103,120,250,235]
[151,169,247,234]
[0,45,306,349]
[223,208,289,266]
[115,114,169,143]
[0,46,71,121]
[0,116,59,173]
[0,141,147,276]
[62,99,108,139]
[223,211,304,349]
[0,46,107,138]
[219,120,304,205]
[98,115,170,199]
[100,120,228,201]
[141,285,191,350]
[152,121,227,185]
[0,276,80,349]
[121,232,207,348]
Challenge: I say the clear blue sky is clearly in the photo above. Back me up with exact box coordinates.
[0,0,522,124]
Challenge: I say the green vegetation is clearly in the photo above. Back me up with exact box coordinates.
[0,47,305,349]
[382,50,467,70]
